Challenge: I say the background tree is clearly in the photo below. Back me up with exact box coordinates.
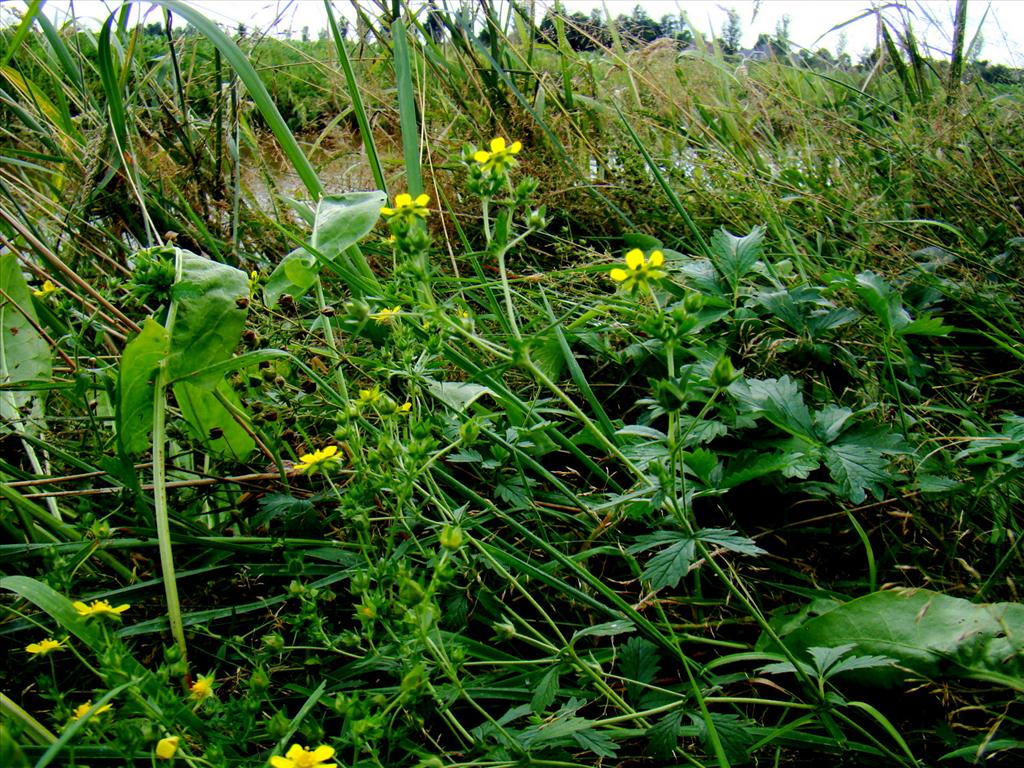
[721,7,742,55]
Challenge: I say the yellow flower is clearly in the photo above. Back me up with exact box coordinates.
[370,305,401,324]
[380,193,430,220]
[473,137,522,175]
[397,401,412,414]
[71,700,113,720]
[189,674,215,700]
[296,445,340,475]
[25,637,64,656]
[73,599,129,619]
[156,736,180,760]
[609,248,666,292]
[32,280,59,298]
[269,744,337,768]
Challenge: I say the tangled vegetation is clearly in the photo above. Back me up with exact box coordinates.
[1,1,1023,766]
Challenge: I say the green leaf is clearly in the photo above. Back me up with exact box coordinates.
[620,637,660,704]
[729,376,815,439]
[116,317,170,455]
[571,619,635,643]
[813,405,856,443]
[173,379,254,460]
[311,192,387,258]
[166,250,248,389]
[689,712,756,763]
[770,588,1024,690]
[623,232,664,251]
[852,271,909,334]
[629,529,765,589]
[683,448,719,485]
[637,537,696,590]
[572,727,618,758]
[710,225,765,293]
[0,253,51,425]
[423,378,493,412]
[530,666,561,713]
[265,192,385,306]
[264,247,318,308]
[647,710,682,760]
[898,314,953,337]
[823,426,906,503]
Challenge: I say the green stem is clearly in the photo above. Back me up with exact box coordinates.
[152,360,189,680]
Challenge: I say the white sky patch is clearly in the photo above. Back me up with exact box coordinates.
[15,0,1024,65]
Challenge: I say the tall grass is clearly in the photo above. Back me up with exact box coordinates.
[1,1,1023,766]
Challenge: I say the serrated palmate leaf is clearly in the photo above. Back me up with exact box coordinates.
[710,224,765,292]
[571,619,635,643]
[852,270,908,334]
[572,727,618,758]
[689,712,756,763]
[729,375,815,440]
[721,449,815,489]
[646,710,682,760]
[823,426,906,503]
[898,313,953,337]
[530,665,561,713]
[629,529,764,590]
[254,494,316,528]
[683,447,719,485]
[620,636,660,704]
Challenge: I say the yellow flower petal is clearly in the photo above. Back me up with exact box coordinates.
[26,638,64,656]
[490,137,506,152]
[473,150,490,163]
[310,746,335,762]
[649,250,664,267]
[269,756,293,768]
[156,736,180,760]
[380,206,395,215]
[395,193,412,206]
[609,268,629,282]
[414,194,430,207]
[509,141,522,154]
[624,249,645,270]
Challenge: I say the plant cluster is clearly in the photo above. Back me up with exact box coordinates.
[1,2,1023,767]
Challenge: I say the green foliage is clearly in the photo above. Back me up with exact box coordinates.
[2,2,1024,766]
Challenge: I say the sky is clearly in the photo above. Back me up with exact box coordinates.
[12,1,1024,66]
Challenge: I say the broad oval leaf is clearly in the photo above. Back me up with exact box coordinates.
[116,317,170,455]
[312,191,387,258]
[0,253,51,425]
[166,250,248,388]
[770,588,1024,690]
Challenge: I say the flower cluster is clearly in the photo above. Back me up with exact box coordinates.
[610,248,666,293]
